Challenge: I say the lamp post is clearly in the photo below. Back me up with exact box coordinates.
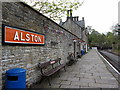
[73,40,77,58]
[79,41,81,51]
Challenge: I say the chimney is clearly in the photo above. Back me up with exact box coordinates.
[72,17,75,21]
[82,17,84,21]
[82,17,85,28]
[70,9,72,18]
[67,10,69,19]
[76,16,79,21]
[67,9,73,20]
[75,17,77,21]
[73,16,79,21]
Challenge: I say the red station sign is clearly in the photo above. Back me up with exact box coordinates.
[3,25,45,45]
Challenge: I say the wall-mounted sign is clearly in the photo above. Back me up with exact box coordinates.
[2,25,45,45]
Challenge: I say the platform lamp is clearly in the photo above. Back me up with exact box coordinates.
[78,41,81,52]
[73,39,77,58]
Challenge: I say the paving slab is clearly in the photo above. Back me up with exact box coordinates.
[33,49,119,88]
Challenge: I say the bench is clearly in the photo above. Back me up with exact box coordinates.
[38,58,66,85]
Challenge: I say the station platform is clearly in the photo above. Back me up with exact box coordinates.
[33,49,119,88]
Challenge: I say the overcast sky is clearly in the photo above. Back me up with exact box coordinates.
[69,0,119,34]
[25,0,119,34]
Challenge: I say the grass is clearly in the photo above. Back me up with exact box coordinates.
[112,49,120,56]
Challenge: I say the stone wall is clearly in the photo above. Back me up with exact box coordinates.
[1,2,79,88]
[62,18,82,56]
[83,30,88,51]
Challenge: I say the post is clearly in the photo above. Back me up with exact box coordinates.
[74,42,76,58]
[79,42,80,50]
[86,44,88,52]
[73,40,77,58]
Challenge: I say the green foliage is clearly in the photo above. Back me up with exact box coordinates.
[22,0,83,21]
[88,29,101,46]
[88,29,119,51]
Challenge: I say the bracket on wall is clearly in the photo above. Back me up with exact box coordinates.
[51,41,58,46]
[69,44,72,46]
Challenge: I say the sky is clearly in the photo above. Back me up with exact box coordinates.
[25,0,119,34]
[69,0,119,34]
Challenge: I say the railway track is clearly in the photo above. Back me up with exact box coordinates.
[98,50,120,73]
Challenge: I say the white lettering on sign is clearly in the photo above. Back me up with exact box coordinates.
[34,35,37,42]
[38,36,42,42]
[14,31,19,40]
[26,34,30,41]
[31,34,34,42]
[13,31,42,42]
[21,32,25,41]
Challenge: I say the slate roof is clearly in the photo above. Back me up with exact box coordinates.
[59,18,85,29]
[74,20,84,28]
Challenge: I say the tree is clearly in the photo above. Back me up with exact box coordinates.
[88,29,107,48]
[88,29,101,47]
[111,23,120,35]
[22,0,83,21]
[111,23,120,52]
[86,26,93,34]
[105,32,113,47]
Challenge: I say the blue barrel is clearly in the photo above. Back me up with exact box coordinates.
[6,68,26,88]
[81,50,84,55]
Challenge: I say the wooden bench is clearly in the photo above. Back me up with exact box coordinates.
[38,58,66,85]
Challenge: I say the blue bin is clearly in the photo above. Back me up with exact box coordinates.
[81,50,84,55]
[6,68,26,88]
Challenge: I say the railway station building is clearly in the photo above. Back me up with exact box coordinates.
[0,2,88,88]
[59,9,88,53]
